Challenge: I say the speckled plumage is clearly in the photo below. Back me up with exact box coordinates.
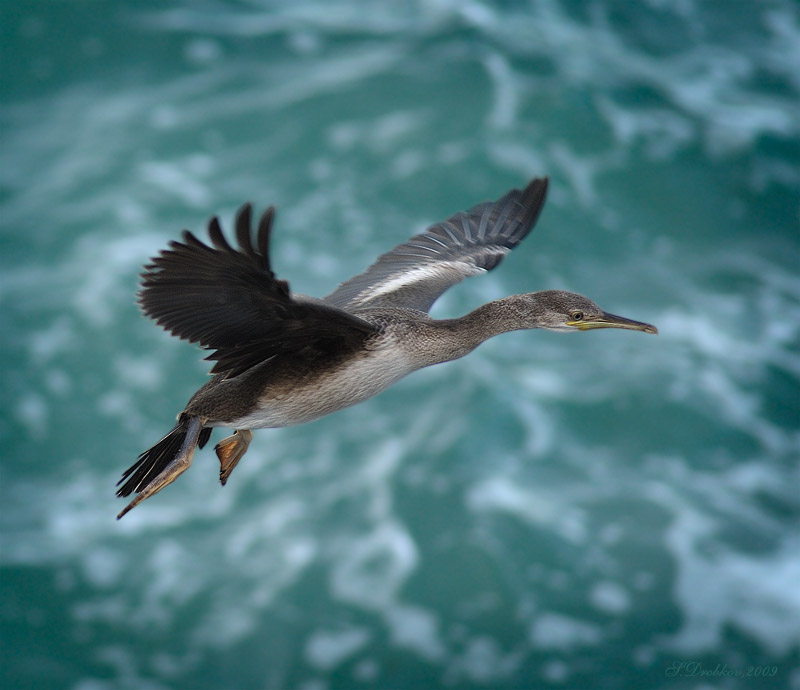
[116,177,656,518]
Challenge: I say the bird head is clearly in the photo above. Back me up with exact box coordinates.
[527,290,658,334]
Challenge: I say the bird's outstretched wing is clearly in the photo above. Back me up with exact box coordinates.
[139,204,377,378]
[324,177,549,313]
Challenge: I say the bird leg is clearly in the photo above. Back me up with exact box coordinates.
[117,416,205,519]
[215,429,253,486]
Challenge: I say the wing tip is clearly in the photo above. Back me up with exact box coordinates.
[521,175,549,211]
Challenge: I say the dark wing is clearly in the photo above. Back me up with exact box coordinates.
[139,204,378,379]
[324,177,549,313]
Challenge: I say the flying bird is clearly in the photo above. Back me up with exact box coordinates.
[117,177,656,518]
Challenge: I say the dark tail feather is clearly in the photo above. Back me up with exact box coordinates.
[117,415,211,497]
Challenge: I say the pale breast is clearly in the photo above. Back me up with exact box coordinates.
[221,346,414,429]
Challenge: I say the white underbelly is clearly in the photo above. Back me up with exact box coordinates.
[221,348,414,430]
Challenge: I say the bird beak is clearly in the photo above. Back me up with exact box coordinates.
[568,311,658,334]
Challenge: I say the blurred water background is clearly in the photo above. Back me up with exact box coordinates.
[2,1,799,688]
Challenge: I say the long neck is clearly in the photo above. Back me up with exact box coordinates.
[422,294,545,366]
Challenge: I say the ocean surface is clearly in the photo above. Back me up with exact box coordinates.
[1,1,799,688]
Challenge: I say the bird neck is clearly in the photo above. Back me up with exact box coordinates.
[428,294,546,365]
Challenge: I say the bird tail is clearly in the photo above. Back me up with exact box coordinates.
[116,414,212,498]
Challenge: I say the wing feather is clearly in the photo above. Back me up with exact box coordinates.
[324,177,549,313]
[139,205,377,378]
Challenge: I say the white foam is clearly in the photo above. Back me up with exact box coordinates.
[15,392,48,439]
[330,520,417,609]
[589,580,631,615]
[467,476,587,544]
[81,547,125,589]
[112,353,164,392]
[596,95,695,160]
[648,483,800,657]
[385,604,446,661]
[305,627,370,670]
[483,52,518,130]
[183,38,222,65]
[70,233,162,328]
[29,317,77,364]
[445,635,525,684]
[529,612,604,650]
[136,161,212,208]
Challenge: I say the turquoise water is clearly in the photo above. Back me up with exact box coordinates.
[2,1,799,688]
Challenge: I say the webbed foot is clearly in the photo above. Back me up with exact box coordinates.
[215,429,253,485]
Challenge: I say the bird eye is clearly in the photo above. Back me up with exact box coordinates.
[570,310,584,321]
